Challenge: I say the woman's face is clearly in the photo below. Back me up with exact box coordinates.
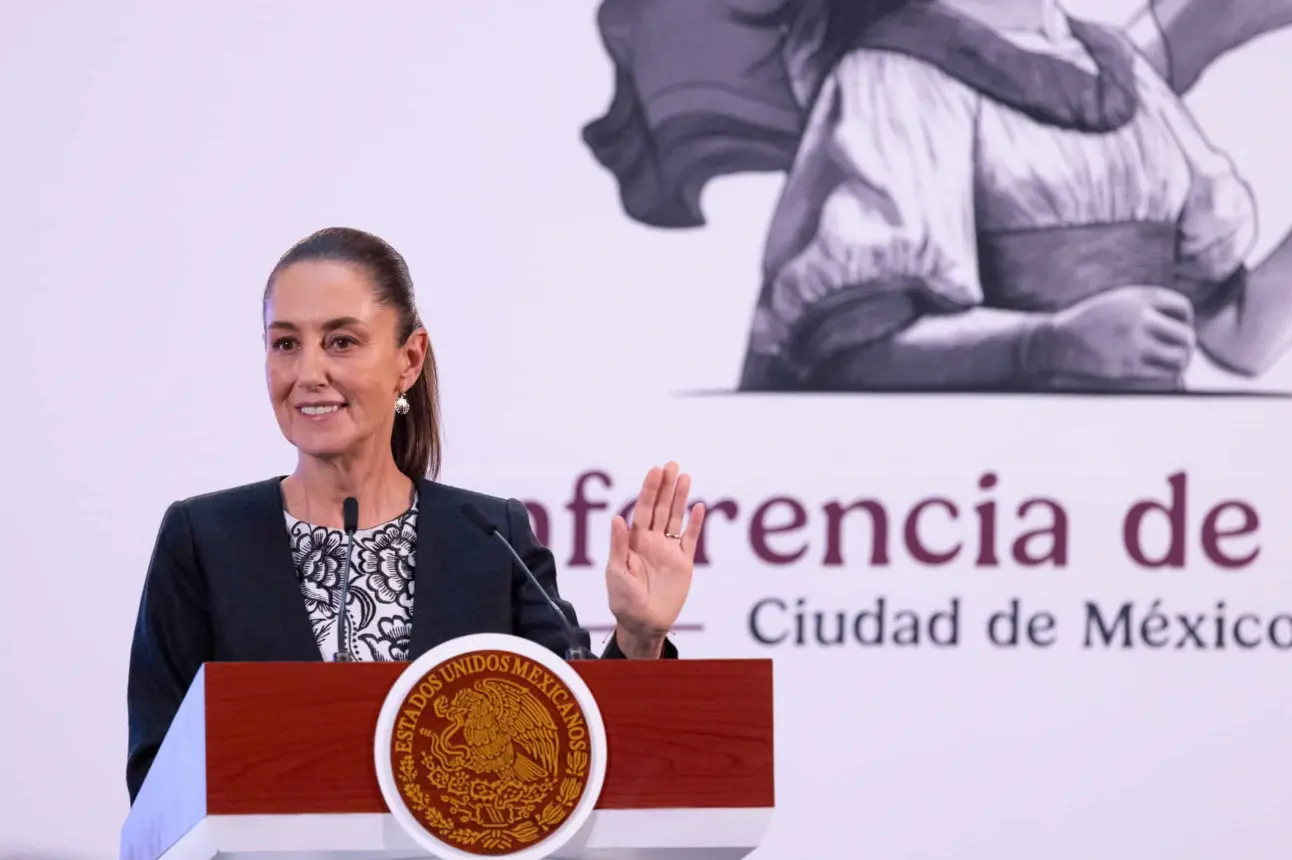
[263,260,426,464]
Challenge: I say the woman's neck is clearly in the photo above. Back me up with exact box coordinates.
[938,0,1058,35]
[282,451,414,529]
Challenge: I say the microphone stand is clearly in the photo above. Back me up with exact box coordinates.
[461,502,594,660]
[491,530,595,661]
[334,497,359,662]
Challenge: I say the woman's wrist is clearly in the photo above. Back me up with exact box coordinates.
[612,626,667,659]
[1016,314,1059,380]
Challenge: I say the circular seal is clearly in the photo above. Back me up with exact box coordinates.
[374,633,607,860]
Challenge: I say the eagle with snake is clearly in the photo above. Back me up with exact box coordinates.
[426,677,561,782]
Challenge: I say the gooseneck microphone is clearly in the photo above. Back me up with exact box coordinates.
[334,496,360,662]
[461,502,594,660]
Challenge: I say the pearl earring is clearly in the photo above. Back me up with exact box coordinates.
[395,392,410,415]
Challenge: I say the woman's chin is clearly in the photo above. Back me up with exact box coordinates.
[288,429,358,459]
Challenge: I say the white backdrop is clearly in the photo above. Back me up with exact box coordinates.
[5,1,1292,857]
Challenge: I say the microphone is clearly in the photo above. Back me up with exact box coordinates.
[462,502,594,660]
[334,497,360,662]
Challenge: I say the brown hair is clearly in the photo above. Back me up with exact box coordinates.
[264,227,441,479]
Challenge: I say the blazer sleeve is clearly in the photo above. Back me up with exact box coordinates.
[125,500,214,803]
[502,498,678,660]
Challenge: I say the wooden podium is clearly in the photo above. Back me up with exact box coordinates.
[120,656,774,860]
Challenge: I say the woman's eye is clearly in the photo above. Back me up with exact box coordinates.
[272,338,296,351]
[330,336,356,350]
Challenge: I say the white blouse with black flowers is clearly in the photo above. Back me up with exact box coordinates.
[284,497,418,661]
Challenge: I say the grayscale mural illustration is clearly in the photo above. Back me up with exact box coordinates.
[581,0,1292,393]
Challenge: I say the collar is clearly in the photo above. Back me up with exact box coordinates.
[937,0,1072,43]
[856,2,1138,133]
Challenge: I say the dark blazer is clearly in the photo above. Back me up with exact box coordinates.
[125,476,675,803]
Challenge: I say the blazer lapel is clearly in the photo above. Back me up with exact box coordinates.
[409,479,477,659]
[239,478,325,662]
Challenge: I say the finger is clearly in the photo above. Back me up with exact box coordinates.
[1142,340,1193,374]
[608,514,631,568]
[651,461,678,531]
[1144,288,1193,324]
[680,503,706,560]
[1143,312,1196,350]
[667,472,692,537]
[631,466,662,532]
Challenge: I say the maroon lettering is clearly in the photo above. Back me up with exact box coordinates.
[1013,499,1068,566]
[1202,501,1260,568]
[1124,472,1188,568]
[904,498,961,565]
[975,472,999,565]
[567,470,611,566]
[750,497,809,564]
[692,499,737,566]
[822,499,888,566]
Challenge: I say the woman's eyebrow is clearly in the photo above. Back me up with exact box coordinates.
[266,316,365,332]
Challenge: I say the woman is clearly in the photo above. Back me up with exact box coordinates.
[124,227,707,803]
[582,0,1292,392]
[736,0,1292,391]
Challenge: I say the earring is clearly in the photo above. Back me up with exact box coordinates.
[395,392,410,415]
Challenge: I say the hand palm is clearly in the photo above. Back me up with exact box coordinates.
[607,530,691,629]
[605,463,706,639]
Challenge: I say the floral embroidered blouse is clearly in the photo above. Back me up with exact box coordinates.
[285,497,418,662]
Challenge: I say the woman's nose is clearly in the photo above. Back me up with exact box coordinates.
[295,343,329,385]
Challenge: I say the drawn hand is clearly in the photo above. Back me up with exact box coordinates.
[1028,285,1196,382]
[605,462,706,658]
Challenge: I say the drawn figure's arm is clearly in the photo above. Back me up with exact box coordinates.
[749,50,1193,391]
[1150,74,1292,374]
[1126,0,1292,94]
[1195,239,1292,376]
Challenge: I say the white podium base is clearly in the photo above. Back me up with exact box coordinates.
[153,808,771,860]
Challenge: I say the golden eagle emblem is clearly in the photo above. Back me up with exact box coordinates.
[387,649,593,856]
[426,677,559,783]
